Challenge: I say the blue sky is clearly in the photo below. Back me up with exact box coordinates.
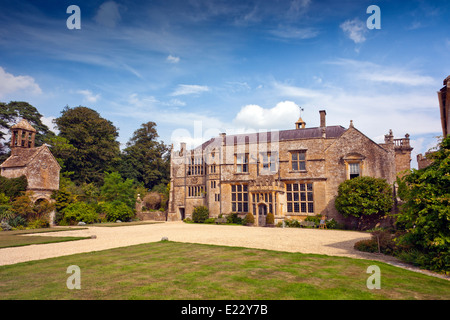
[0,0,449,168]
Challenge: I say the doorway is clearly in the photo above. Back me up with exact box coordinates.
[179,208,185,221]
[258,204,267,226]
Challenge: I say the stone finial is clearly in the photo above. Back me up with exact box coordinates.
[349,120,354,128]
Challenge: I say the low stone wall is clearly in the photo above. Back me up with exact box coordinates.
[136,210,167,221]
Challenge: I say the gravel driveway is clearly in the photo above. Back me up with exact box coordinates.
[0,221,395,265]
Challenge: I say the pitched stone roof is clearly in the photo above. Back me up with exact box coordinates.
[194,125,347,151]
[0,146,45,168]
[11,119,37,132]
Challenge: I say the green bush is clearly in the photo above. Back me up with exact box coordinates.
[266,212,274,225]
[7,215,27,228]
[226,212,243,225]
[62,202,99,224]
[243,212,255,225]
[354,239,379,253]
[192,206,209,223]
[0,175,27,199]
[395,136,450,273]
[204,218,216,224]
[284,219,301,228]
[305,214,321,225]
[28,218,49,229]
[335,176,393,219]
[102,201,135,222]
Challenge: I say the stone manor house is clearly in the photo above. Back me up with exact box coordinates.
[168,110,413,226]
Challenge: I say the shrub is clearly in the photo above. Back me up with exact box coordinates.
[28,218,49,229]
[204,218,216,224]
[62,202,99,224]
[7,215,27,228]
[354,239,379,253]
[226,212,243,225]
[266,212,274,225]
[395,136,450,273]
[143,192,162,210]
[284,219,301,228]
[0,175,27,199]
[305,214,321,225]
[8,195,34,220]
[335,176,393,218]
[192,206,209,223]
[102,201,135,222]
[243,212,255,225]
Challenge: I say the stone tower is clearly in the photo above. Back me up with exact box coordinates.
[438,75,450,137]
[10,119,37,153]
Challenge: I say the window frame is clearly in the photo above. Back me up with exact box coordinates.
[290,150,307,172]
[285,182,314,214]
[235,153,249,173]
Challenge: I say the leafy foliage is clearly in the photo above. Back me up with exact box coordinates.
[243,212,255,225]
[102,201,135,222]
[62,202,99,224]
[54,106,120,185]
[0,175,27,199]
[192,206,209,223]
[100,172,135,209]
[266,212,274,225]
[120,122,170,190]
[335,176,393,218]
[0,101,54,151]
[395,136,450,273]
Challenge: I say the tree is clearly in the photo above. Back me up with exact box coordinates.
[120,121,170,190]
[43,135,77,170]
[54,106,120,185]
[335,176,393,229]
[396,136,450,272]
[100,172,136,209]
[0,101,55,159]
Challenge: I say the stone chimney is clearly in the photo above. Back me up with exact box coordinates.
[319,110,326,128]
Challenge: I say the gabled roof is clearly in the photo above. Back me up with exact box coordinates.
[0,145,60,169]
[194,125,346,151]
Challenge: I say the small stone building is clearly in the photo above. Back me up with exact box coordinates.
[0,119,60,224]
[168,110,412,226]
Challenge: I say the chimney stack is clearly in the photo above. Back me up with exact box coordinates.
[319,110,326,128]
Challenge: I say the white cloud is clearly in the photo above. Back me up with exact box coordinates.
[171,84,210,96]
[270,26,319,40]
[94,1,122,28]
[340,18,367,43]
[77,89,101,103]
[41,116,59,134]
[233,101,301,130]
[327,59,437,87]
[0,67,42,98]
[166,55,180,63]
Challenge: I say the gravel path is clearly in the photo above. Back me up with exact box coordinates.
[0,221,447,280]
[0,221,382,264]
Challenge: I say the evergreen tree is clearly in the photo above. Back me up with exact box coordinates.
[120,121,170,190]
[54,106,120,185]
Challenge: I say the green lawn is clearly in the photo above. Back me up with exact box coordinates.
[0,241,449,300]
[0,228,89,249]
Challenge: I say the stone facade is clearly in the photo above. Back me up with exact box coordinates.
[0,119,60,224]
[168,110,412,226]
[416,75,450,169]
